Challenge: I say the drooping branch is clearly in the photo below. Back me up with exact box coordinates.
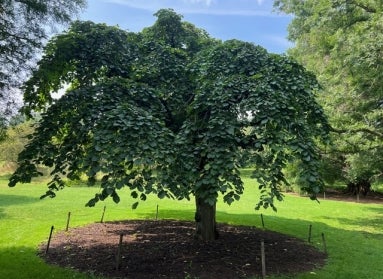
[330,126,383,139]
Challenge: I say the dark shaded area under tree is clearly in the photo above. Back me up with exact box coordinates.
[41,220,326,279]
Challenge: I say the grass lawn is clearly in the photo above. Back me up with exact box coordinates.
[1,172,382,279]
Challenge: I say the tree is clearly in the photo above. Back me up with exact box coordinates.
[9,9,329,240]
[0,118,33,165]
[275,0,383,193]
[0,0,86,133]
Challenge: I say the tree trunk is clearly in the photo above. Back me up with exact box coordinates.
[194,197,218,241]
[347,179,371,196]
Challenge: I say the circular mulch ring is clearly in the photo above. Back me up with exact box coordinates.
[39,220,326,279]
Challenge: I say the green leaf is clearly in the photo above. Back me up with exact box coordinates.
[132,201,139,210]
[131,191,138,199]
[112,191,120,203]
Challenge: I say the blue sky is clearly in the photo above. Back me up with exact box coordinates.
[79,0,293,54]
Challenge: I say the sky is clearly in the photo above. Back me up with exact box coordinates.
[79,0,293,54]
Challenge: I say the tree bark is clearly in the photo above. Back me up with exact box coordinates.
[194,197,218,241]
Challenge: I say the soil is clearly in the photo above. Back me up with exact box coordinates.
[40,220,327,279]
[320,188,383,203]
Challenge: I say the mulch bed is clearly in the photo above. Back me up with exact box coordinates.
[39,220,326,279]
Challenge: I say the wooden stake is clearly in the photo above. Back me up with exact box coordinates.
[261,214,265,229]
[321,233,327,254]
[66,212,71,232]
[261,240,266,279]
[45,225,54,254]
[116,234,124,270]
[100,205,106,223]
[308,224,312,243]
[155,204,159,221]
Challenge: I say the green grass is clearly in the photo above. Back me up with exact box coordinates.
[1,172,383,279]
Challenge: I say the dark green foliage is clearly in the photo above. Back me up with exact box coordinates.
[9,9,329,212]
[275,0,383,189]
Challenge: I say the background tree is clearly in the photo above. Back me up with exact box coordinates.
[0,118,33,171]
[275,0,383,193]
[9,9,329,240]
[0,0,86,135]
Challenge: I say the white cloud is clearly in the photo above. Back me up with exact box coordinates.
[103,0,287,17]
[103,0,162,11]
[183,0,215,6]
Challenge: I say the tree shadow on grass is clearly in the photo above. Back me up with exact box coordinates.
[41,219,326,279]
[0,246,99,279]
[0,194,39,219]
[0,194,39,207]
[318,205,383,235]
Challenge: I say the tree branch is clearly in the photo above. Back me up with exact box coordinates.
[330,126,383,139]
[158,98,176,129]
[353,1,377,13]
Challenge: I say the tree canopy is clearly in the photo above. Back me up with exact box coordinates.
[0,0,86,132]
[275,0,383,191]
[9,9,329,240]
